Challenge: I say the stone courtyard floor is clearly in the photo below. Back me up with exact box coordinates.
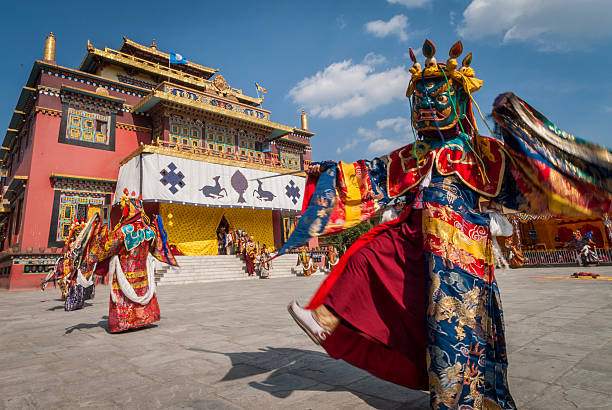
[0,265,611,409]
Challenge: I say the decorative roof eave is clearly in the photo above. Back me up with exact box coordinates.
[60,85,126,105]
[292,128,315,138]
[133,90,293,140]
[1,60,151,158]
[3,175,28,202]
[120,144,307,177]
[49,173,117,184]
[119,37,218,77]
[235,93,263,106]
[79,46,262,107]
[49,173,116,194]
[2,87,36,155]
[33,60,150,94]
[79,47,214,93]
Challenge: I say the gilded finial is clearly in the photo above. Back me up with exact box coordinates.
[151,39,157,49]
[301,109,309,130]
[43,32,56,62]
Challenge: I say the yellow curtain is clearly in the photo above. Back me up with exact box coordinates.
[159,204,275,255]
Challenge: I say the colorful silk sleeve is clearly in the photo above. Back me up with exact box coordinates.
[150,215,179,266]
[278,158,389,255]
[85,224,123,264]
[492,92,612,217]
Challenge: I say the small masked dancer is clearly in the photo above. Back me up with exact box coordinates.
[85,190,178,333]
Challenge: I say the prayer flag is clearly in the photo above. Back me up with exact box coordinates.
[255,82,267,93]
[169,52,188,64]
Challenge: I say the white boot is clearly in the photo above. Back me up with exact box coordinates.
[287,301,330,345]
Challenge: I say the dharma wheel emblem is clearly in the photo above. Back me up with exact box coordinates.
[213,75,227,91]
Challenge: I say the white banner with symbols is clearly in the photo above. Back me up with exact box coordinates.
[115,153,305,212]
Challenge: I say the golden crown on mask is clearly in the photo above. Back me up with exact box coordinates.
[406,39,483,98]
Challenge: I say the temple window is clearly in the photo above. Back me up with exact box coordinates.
[169,121,201,147]
[237,134,263,159]
[55,193,109,242]
[66,108,111,145]
[206,124,235,154]
[280,151,300,170]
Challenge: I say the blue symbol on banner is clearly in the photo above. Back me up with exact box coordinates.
[160,162,185,194]
[285,180,301,205]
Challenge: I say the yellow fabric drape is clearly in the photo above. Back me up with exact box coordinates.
[160,204,275,255]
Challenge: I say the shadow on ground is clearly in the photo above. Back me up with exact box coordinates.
[65,316,109,334]
[189,346,429,408]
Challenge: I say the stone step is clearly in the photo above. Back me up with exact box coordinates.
[170,264,247,270]
[155,253,308,284]
[158,277,259,285]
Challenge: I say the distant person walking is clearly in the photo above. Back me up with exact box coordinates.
[245,236,257,276]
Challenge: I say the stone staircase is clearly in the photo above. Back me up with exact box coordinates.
[154,253,319,285]
[271,253,326,277]
[155,255,251,285]
[269,254,299,278]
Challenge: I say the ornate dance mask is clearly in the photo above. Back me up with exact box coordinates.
[406,39,482,136]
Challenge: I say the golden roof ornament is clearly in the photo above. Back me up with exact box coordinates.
[301,109,309,130]
[151,39,157,50]
[43,32,56,62]
[406,39,482,98]
[213,75,227,92]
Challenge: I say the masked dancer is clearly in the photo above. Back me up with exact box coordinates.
[286,39,612,409]
[85,190,178,333]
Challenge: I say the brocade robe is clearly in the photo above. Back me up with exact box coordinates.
[87,218,176,332]
[293,93,612,409]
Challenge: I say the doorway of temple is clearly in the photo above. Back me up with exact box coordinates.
[217,215,230,255]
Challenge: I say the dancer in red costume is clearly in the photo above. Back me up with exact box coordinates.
[86,190,178,332]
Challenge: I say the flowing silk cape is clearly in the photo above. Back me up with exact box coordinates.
[279,92,612,308]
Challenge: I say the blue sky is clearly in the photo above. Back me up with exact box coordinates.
[1,0,611,162]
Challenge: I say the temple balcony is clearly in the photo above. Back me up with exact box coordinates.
[123,140,308,175]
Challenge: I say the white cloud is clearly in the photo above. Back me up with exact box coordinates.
[376,117,411,133]
[336,139,361,154]
[367,138,409,155]
[365,14,409,42]
[336,117,414,156]
[288,57,410,119]
[387,0,430,7]
[363,52,387,65]
[459,0,612,48]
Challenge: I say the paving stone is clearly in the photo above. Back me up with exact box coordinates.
[0,265,611,408]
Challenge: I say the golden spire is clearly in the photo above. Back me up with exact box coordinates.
[43,32,56,62]
[151,39,157,49]
[301,109,308,130]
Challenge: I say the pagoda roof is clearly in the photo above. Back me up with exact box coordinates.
[79,39,263,107]
[118,37,218,80]
[134,82,294,140]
